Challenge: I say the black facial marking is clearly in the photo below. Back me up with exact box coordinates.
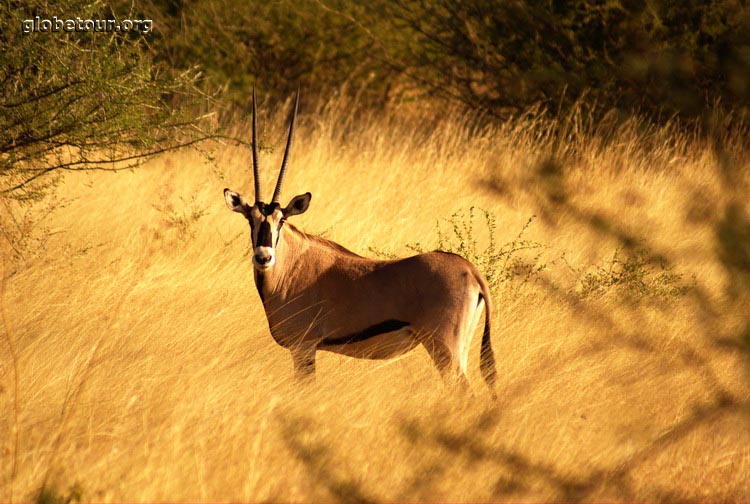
[320,320,410,346]
[257,201,281,216]
[257,221,273,247]
[254,270,265,303]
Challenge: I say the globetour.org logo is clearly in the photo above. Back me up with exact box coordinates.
[22,15,152,35]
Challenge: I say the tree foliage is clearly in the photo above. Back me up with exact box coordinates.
[139,0,750,121]
[142,0,396,107]
[385,0,750,118]
[0,0,217,199]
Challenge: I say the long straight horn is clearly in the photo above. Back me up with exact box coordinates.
[271,90,300,203]
[252,87,262,202]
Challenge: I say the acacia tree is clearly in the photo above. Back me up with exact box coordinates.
[0,0,218,201]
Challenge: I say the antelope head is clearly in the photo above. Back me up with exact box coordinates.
[224,89,311,270]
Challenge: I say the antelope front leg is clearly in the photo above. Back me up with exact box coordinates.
[291,349,316,382]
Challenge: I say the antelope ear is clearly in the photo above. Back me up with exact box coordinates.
[284,192,311,216]
[224,188,248,213]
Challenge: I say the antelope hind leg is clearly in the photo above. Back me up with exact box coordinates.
[422,339,472,393]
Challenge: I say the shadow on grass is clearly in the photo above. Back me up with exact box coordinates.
[279,416,377,504]
[462,143,748,500]
[397,398,748,502]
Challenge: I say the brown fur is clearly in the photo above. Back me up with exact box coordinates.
[249,219,496,391]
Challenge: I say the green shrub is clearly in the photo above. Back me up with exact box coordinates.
[572,247,694,300]
[371,209,694,303]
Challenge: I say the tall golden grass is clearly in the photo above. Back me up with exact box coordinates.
[1,97,749,502]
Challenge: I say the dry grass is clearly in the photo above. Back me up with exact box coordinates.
[1,98,749,502]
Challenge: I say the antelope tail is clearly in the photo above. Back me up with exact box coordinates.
[476,273,497,395]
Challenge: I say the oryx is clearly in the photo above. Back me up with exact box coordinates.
[223,90,497,392]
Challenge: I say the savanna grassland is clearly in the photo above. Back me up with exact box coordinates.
[1,98,749,502]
